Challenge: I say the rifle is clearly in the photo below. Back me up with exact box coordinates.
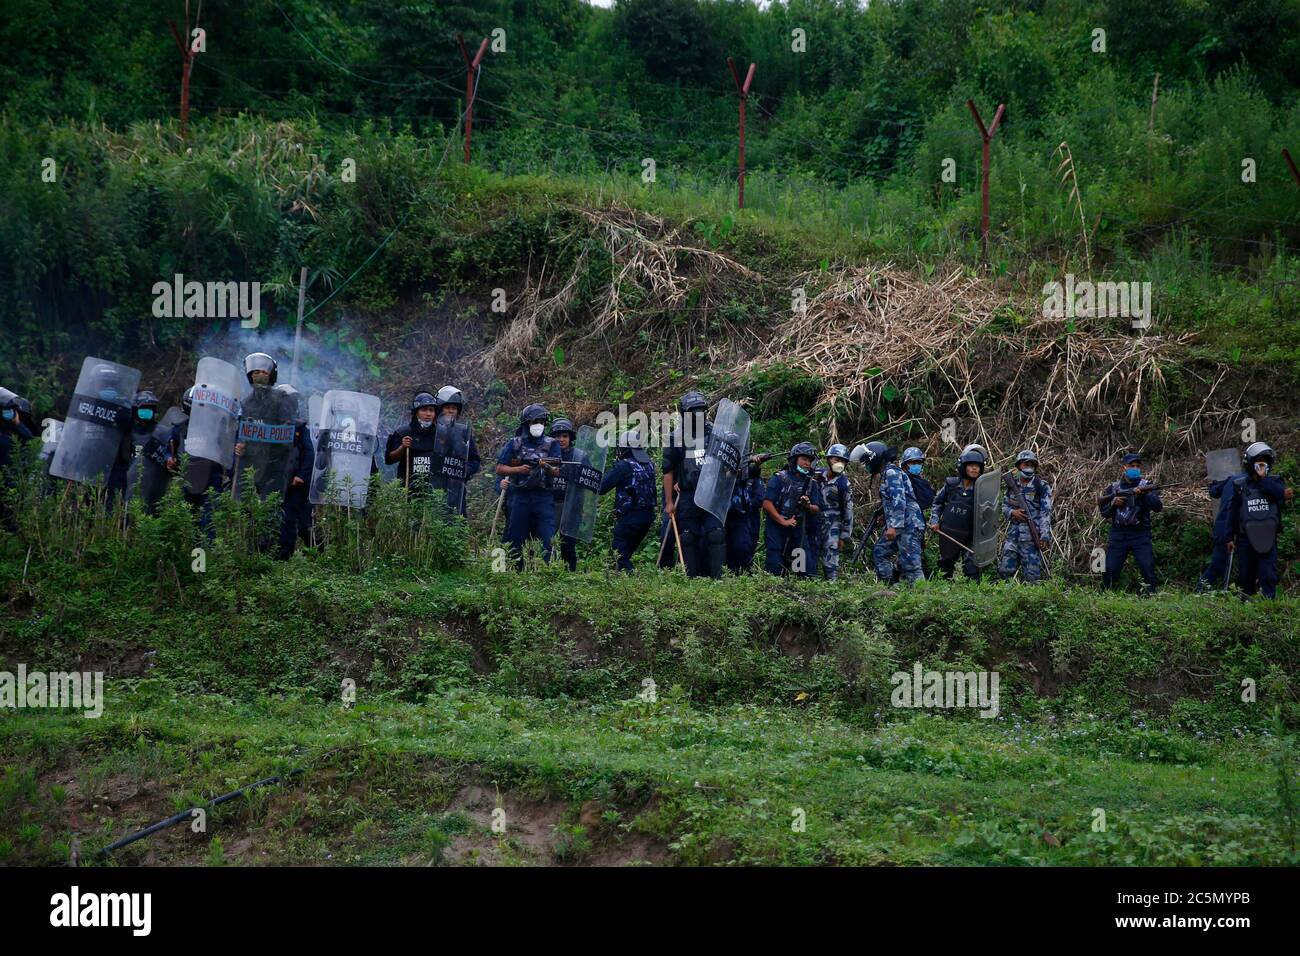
[782,471,816,571]
[1003,471,1050,575]
[1097,479,1190,509]
[850,507,885,566]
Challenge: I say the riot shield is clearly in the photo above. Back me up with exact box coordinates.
[49,357,141,485]
[185,357,244,467]
[307,393,324,443]
[559,425,610,543]
[1205,448,1239,483]
[972,469,1003,567]
[693,399,751,523]
[234,385,296,501]
[39,419,62,465]
[310,390,381,508]
[433,417,472,514]
[128,406,187,510]
[0,386,15,406]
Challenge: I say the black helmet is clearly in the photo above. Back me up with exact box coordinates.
[521,403,548,424]
[788,441,817,462]
[678,391,708,413]
[1243,441,1274,467]
[436,386,465,410]
[411,390,438,413]
[851,440,893,475]
[133,389,159,409]
[550,417,576,438]
[957,448,986,473]
[243,352,278,386]
[182,386,196,413]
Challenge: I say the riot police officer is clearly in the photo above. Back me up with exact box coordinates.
[662,392,726,579]
[496,403,563,568]
[853,441,925,585]
[1098,453,1163,593]
[762,442,824,577]
[725,452,768,574]
[385,389,439,492]
[550,418,580,570]
[1228,442,1291,598]
[1000,449,1053,583]
[817,444,854,581]
[599,430,658,572]
[929,448,985,580]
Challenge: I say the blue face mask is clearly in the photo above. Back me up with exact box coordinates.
[1019,466,1035,478]
[1,409,14,422]
[1125,467,1141,480]
[138,408,155,422]
[796,464,810,476]
[98,389,118,401]
[907,463,923,475]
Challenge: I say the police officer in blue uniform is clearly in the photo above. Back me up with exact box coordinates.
[762,442,824,577]
[599,429,658,572]
[662,392,726,579]
[1098,452,1163,593]
[496,403,563,568]
[550,418,580,571]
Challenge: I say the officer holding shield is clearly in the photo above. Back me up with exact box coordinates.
[1228,442,1292,598]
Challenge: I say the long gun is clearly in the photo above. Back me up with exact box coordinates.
[851,506,884,566]
[1096,479,1190,510]
[782,471,816,570]
[1004,471,1050,577]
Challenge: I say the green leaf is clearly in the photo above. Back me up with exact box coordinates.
[553,346,565,366]
[882,384,899,402]
[865,366,883,377]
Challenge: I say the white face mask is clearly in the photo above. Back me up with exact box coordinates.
[529,423,545,438]
[831,462,845,474]
[417,419,433,430]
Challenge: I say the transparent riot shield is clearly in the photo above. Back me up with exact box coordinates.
[234,385,297,501]
[559,425,611,543]
[310,390,381,508]
[49,357,141,484]
[39,419,63,465]
[972,469,1003,567]
[185,358,244,468]
[693,399,751,523]
[432,417,472,514]
[1205,448,1239,483]
[128,406,187,510]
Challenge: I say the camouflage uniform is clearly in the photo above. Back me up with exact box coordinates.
[1000,475,1052,583]
[872,461,924,584]
[817,467,854,581]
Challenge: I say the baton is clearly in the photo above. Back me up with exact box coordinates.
[489,480,508,542]
[404,446,410,490]
[929,525,975,554]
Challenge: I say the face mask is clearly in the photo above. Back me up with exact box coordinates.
[138,408,155,422]
[1019,466,1035,477]
[1254,461,1270,476]
[831,462,845,475]
[1,409,13,422]
[99,389,118,401]
[907,463,922,476]
[439,412,455,425]
[529,423,545,438]
[796,465,809,476]
[1125,467,1141,480]
[417,419,433,430]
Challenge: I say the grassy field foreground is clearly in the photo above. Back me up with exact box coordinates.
[2,531,1298,867]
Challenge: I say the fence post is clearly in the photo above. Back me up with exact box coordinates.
[727,57,757,209]
[967,99,1006,261]
[457,34,490,165]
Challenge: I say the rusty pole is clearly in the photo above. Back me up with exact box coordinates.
[727,57,756,209]
[1284,149,1300,188]
[457,34,490,165]
[967,99,1005,261]
[169,7,198,139]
